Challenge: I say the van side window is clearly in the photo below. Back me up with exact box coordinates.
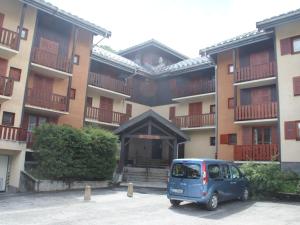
[221,164,231,179]
[208,164,221,179]
[230,166,241,179]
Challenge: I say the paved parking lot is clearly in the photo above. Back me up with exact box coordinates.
[1,188,300,225]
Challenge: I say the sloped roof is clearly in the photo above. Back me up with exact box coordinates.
[20,0,111,37]
[114,110,190,141]
[91,47,213,78]
[199,30,273,56]
[118,39,188,60]
[256,8,300,29]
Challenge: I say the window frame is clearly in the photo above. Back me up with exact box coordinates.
[292,36,300,54]
[73,54,80,65]
[228,133,237,145]
[296,121,300,141]
[228,98,235,109]
[210,104,216,114]
[9,67,21,81]
[17,26,28,40]
[70,88,76,100]
[210,136,216,146]
[2,111,15,126]
[228,64,234,74]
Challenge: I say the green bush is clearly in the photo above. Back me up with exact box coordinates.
[33,124,118,181]
[240,163,300,199]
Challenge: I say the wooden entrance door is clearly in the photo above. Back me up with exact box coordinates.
[100,96,113,123]
[189,102,202,127]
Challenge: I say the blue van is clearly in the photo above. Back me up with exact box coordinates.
[167,158,249,210]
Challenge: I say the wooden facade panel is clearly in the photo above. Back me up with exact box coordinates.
[189,102,202,115]
[280,38,292,55]
[285,121,296,140]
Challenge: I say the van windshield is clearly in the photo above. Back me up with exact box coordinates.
[171,163,201,179]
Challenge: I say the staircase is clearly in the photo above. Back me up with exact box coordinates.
[122,167,169,188]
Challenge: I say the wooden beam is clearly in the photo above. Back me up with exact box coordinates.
[124,134,175,140]
[127,123,148,135]
[151,122,174,137]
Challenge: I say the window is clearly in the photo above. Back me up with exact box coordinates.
[297,122,300,141]
[228,64,234,74]
[210,137,216,146]
[2,112,15,126]
[208,164,221,179]
[126,103,132,117]
[210,104,215,113]
[292,37,300,54]
[228,98,234,109]
[17,26,28,40]
[293,76,300,96]
[253,127,272,144]
[171,163,201,179]
[230,166,241,179]
[73,55,80,65]
[221,164,231,179]
[9,67,21,81]
[228,134,237,145]
[70,88,76,100]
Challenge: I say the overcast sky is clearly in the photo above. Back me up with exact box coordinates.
[48,0,300,57]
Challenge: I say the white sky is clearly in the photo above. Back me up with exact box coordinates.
[48,0,300,57]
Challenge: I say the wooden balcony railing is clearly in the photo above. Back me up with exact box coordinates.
[86,107,130,125]
[88,72,131,96]
[0,125,27,142]
[26,88,67,112]
[0,75,14,97]
[235,102,278,121]
[31,47,72,73]
[0,27,19,50]
[234,144,279,161]
[235,62,277,83]
[172,113,215,128]
[174,79,215,98]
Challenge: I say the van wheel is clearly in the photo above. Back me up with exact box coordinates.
[240,188,249,201]
[170,200,181,207]
[206,193,218,211]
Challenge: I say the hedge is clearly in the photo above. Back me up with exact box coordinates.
[33,124,118,181]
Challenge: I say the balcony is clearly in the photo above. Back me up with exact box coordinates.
[25,88,68,115]
[0,27,19,58]
[234,144,279,161]
[0,76,14,103]
[172,80,215,102]
[234,62,277,88]
[88,72,131,99]
[235,102,278,124]
[31,48,72,79]
[85,106,130,127]
[172,113,215,130]
[0,125,27,151]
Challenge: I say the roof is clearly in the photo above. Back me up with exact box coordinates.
[256,8,300,29]
[114,110,190,141]
[173,158,227,163]
[20,0,111,37]
[199,30,273,56]
[118,39,188,60]
[91,47,213,78]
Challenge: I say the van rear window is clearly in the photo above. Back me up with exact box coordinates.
[171,163,201,179]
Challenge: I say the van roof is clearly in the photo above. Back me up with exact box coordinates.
[173,158,230,163]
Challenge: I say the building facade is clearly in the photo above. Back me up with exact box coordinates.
[0,0,300,191]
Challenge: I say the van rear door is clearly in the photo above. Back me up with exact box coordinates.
[169,163,203,198]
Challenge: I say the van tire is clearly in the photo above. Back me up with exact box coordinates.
[240,187,249,201]
[206,193,218,211]
[170,200,181,207]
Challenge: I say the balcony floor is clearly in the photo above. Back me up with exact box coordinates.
[234,118,278,125]
[181,125,215,131]
[0,45,18,59]
[30,63,72,80]
[87,85,130,100]
[85,118,120,127]
[25,104,69,117]
[172,92,215,103]
[234,76,276,89]
[0,95,11,104]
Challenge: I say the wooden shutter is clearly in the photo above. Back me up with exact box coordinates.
[33,75,53,94]
[0,58,8,75]
[243,127,252,145]
[250,51,269,66]
[285,121,296,140]
[293,76,300,96]
[100,96,113,111]
[126,103,132,117]
[0,13,4,27]
[271,126,278,144]
[251,87,271,104]
[86,97,92,107]
[189,102,202,115]
[9,67,21,81]
[280,38,292,56]
[39,37,59,55]
[70,88,76,100]
[220,134,229,144]
[169,106,175,120]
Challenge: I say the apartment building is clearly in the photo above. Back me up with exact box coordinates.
[0,0,111,192]
[1,0,300,192]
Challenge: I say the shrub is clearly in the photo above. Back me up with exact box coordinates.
[240,163,300,199]
[33,124,118,181]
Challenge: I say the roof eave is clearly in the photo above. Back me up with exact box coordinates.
[200,31,274,56]
[256,14,300,30]
[21,0,111,37]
